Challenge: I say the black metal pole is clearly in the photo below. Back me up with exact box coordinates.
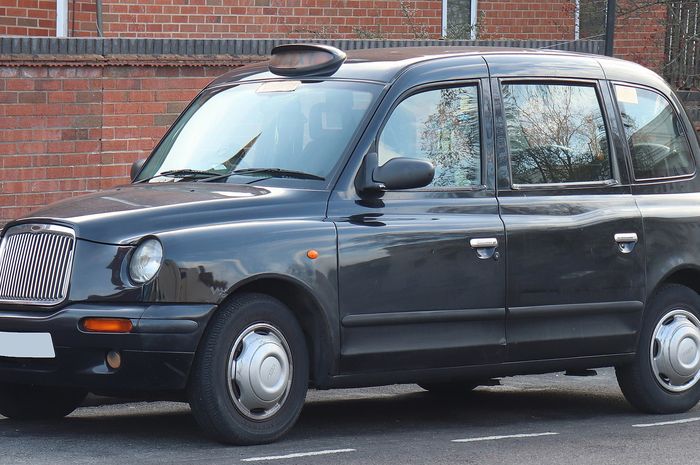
[604,0,617,56]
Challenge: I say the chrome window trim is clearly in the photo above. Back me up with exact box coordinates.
[511,179,619,190]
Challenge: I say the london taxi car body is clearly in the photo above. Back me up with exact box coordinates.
[1,44,700,445]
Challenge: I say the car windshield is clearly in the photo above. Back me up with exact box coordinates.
[136,80,381,184]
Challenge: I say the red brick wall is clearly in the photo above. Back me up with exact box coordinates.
[0,0,55,36]
[3,1,445,39]
[0,61,242,224]
[477,0,577,40]
[0,0,672,70]
[66,0,443,39]
[614,0,668,72]
[475,0,668,73]
[70,0,98,36]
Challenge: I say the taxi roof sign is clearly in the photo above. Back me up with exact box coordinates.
[269,44,347,77]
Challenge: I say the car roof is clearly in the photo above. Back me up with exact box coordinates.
[209,46,671,95]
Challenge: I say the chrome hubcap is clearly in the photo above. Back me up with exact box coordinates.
[227,323,293,420]
[651,309,700,392]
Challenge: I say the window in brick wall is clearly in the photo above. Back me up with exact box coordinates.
[444,0,475,40]
[577,0,607,40]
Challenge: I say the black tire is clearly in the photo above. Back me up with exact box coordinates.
[616,284,700,414]
[188,293,309,445]
[0,384,87,420]
[418,380,480,395]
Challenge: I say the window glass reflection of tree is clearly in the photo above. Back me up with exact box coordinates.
[615,85,694,179]
[502,83,611,184]
[378,86,481,188]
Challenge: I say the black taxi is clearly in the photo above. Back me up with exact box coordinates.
[1,44,699,445]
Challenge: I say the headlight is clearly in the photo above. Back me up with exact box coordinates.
[129,238,163,283]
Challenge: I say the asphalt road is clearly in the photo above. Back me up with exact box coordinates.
[1,368,699,464]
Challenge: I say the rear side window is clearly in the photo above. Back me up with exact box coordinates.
[502,82,611,185]
[378,85,481,188]
[614,84,695,180]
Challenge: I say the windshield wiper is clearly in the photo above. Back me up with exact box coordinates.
[134,169,223,184]
[201,168,325,182]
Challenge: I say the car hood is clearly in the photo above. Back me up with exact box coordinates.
[15,182,329,244]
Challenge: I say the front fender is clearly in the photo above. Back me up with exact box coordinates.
[149,219,340,382]
[149,220,338,306]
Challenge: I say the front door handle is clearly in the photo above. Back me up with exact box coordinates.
[470,238,499,260]
[614,232,638,254]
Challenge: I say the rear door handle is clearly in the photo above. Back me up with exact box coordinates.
[614,232,638,254]
[470,238,499,260]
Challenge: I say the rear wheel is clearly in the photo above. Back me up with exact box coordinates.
[188,293,309,445]
[0,384,87,420]
[616,284,700,413]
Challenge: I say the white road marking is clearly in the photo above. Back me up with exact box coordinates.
[452,432,559,443]
[632,417,700,428]
[241,448,356,462]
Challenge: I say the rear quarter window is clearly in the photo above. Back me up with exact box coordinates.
[615,84,695,180]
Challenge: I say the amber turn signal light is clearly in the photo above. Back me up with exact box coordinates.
[306,249,319,259]
[82,318,133,333]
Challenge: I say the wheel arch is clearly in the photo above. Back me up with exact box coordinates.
[210,273,337,388]
[619,265,700,365]
[651,265,700,299]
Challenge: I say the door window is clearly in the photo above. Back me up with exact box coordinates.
[378,85,481,188]
[502,82,611,185]
[614,84,695,180]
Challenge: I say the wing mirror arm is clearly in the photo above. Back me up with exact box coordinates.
[356,152,385,193]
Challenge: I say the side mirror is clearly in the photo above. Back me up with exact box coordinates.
[372,157,434,190]
[356,153,435,193]
[130,159,146,182]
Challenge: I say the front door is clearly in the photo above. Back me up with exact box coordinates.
[329,79,507,374]
[493,78,646,361]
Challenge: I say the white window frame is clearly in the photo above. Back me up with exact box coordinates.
[56,0,69,37]
[442,0,478,40]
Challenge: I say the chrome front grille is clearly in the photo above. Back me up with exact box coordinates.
[0,224,75,306]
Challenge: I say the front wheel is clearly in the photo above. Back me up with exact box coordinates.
[616,284,700,413]
[188,293,309,445]
[0,384,87,420]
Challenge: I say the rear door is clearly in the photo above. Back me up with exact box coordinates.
[489,57,646,361]
[613,83,700,296]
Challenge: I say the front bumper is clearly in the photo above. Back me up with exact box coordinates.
[0,303,216,392]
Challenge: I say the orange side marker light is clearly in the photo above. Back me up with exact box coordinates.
[306,249,319,260]
[82,318,133,333]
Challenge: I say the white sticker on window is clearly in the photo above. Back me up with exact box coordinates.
[616,86,639,104]
[256,81,301,93]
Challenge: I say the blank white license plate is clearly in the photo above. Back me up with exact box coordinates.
[0,332,55,358]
